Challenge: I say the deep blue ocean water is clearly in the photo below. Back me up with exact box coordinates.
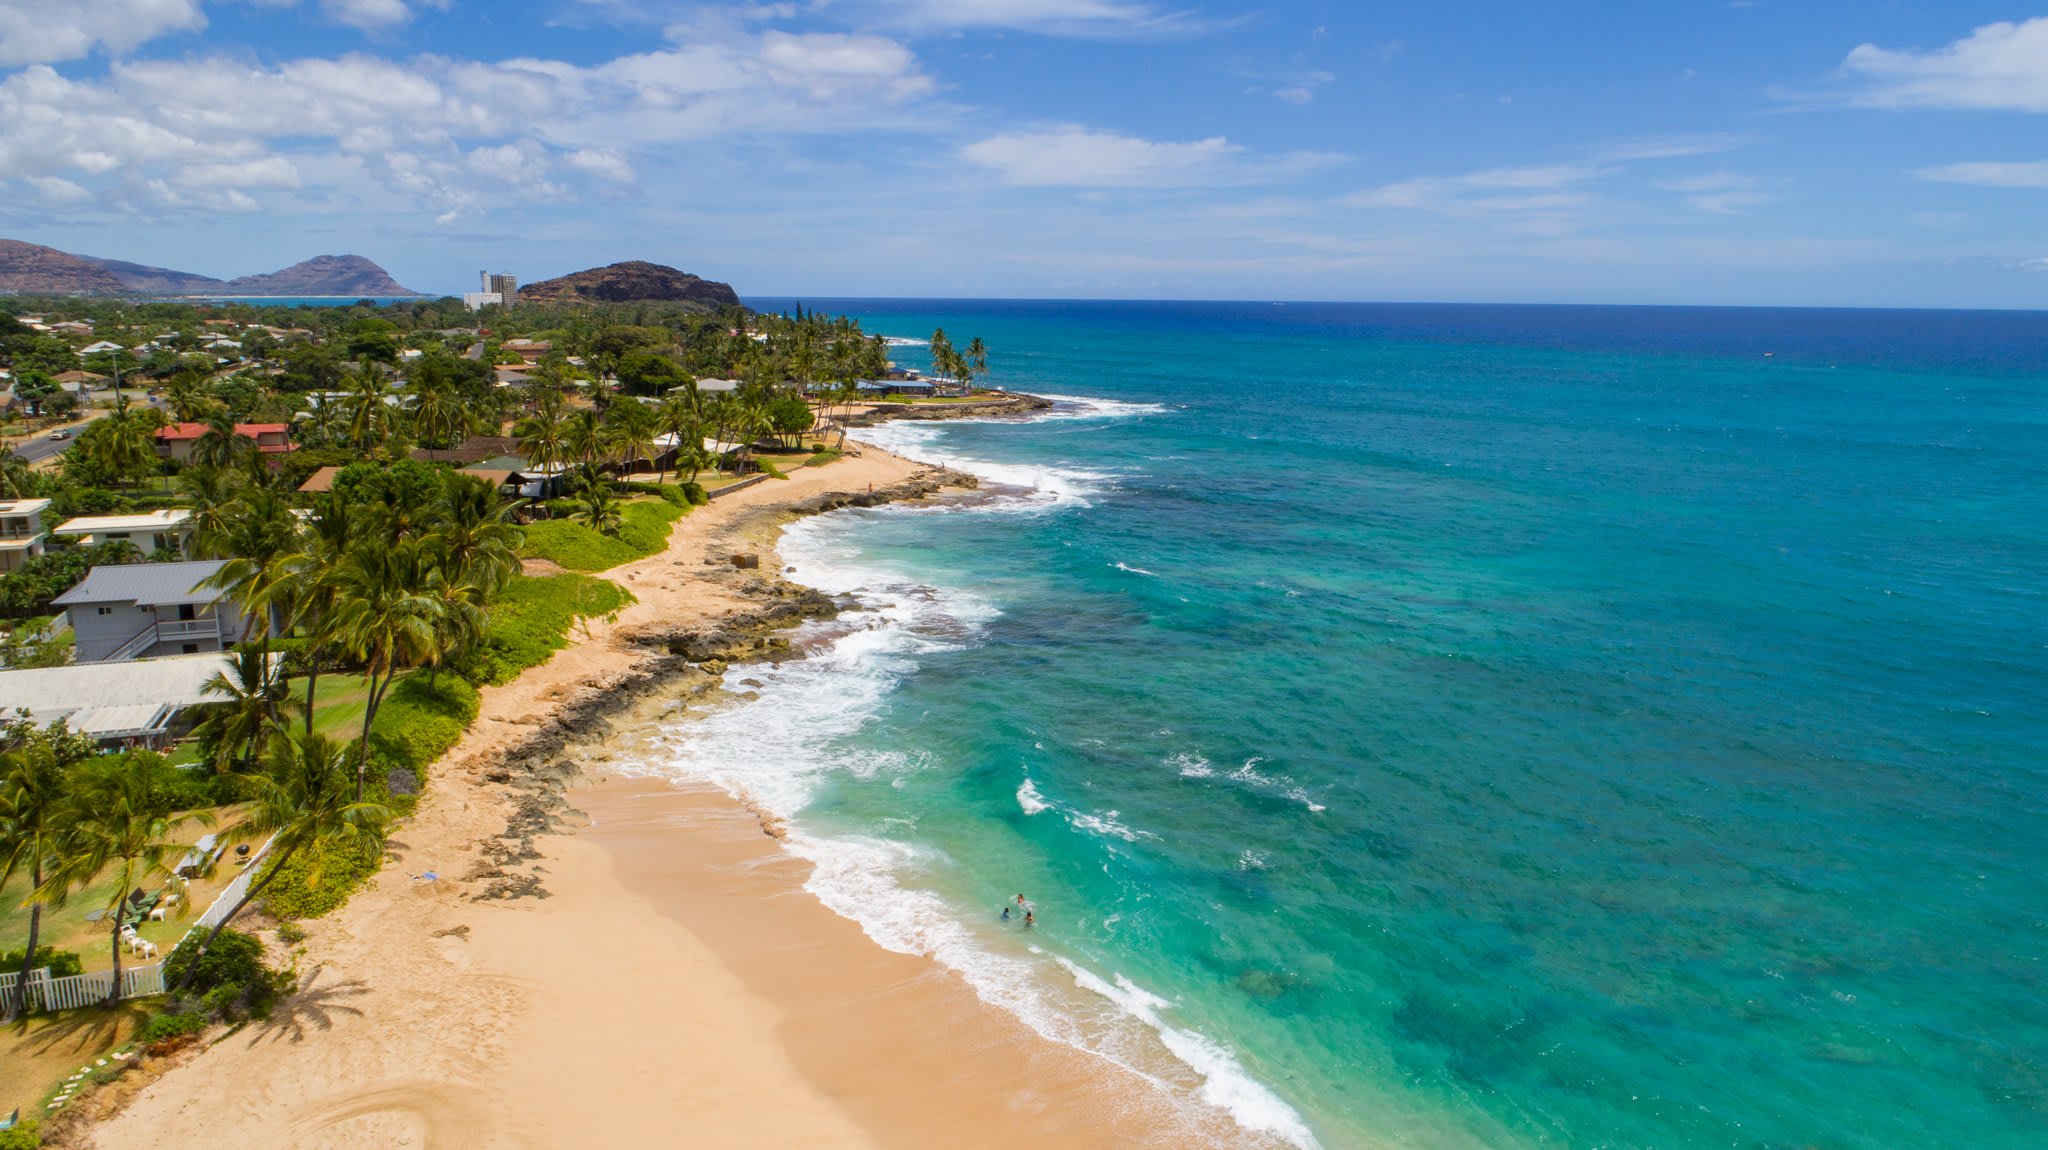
[654,300,2048,1149]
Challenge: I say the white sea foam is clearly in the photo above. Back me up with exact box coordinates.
[614,504,1319,1150]
[1112,561,1158,576]
[1169,752,1216,778]
[1017,777,1051,815]
[1059,961,1323,1150]
[881,335,928,346]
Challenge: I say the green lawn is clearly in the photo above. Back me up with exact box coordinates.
[518,496,687,572]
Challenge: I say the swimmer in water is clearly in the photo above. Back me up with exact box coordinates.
[1023,910,1034,929]
[1001,906,1011,922]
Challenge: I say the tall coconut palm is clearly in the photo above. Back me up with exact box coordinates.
[0,741,67,1016]
[564,408,605,468]
[602,400,658,479]
[169,730,391,994]
[190,643,302,776]
[327,538,444,799]
[654,393,703,483]
[569,464,622,536]
[196,486,303,649]
[284,492,359,736]
[428,474,523,595]
[406,363,475,463]
[37,760,213,1006]
[343,365,391,455]
[0,444,35,499]
[964,337,989,391]
[192,411,250,471]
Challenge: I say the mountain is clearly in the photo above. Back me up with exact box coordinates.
[517,260,740,309]
[83,258,229,296]
[0,239,130,295]
[0,238,421,297]
[223,254,416,297]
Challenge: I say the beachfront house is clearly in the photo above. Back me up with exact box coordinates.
[53,559,269,663]
[0,497,50,573]
[0,650,277,747]
[52,509,194,557]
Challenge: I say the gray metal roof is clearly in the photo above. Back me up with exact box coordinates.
[0,651,269,728]
[52,560,230,608]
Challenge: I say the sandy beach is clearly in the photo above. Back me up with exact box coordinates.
[76,446,1247,1150]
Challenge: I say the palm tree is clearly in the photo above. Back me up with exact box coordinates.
[283,493,358,736]
[0,741,67,1016]
[964,337,989,391]
[603,400,658,479]
[89,407,160,491]
[162,372,213,423]
[190,643,302,775]
[326,538,444,799]
[0,444,35,499]
[37,759,213,1006]
[406,363,475,463]
[169,731,391,994]
[570,464,622,536]
[343,365,391,454]
[196,486,303,650]
[564,408,605,468]
[428,474,523,594]
[192,411,250,471]
[654,393,703,483]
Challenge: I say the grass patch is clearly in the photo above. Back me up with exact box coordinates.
[517,497,687,572]
[468,573,635,685]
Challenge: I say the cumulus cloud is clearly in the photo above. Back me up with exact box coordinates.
[1838,16,2048,112]
[322,0,415,30]
[1914,160,2048,188]
[0,20,936,219]
[0,0,205,66]
[961,126,1340,188]
[1345,163,1609,232]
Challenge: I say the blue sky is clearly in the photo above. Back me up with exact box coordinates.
[0,1,2044,307]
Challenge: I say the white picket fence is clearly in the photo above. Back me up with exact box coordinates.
[0,834,276,1019]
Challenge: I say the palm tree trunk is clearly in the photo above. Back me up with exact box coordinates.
[304,658,322,736]
[106,915,124,1008]
[12,860,40,1017]
[169,844,295,996]
[355,665,385,800]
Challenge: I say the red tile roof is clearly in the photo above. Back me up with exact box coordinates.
[157,422,292,441]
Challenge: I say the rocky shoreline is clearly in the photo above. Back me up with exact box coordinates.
[459,463,981,902]
[846,389,1053,424]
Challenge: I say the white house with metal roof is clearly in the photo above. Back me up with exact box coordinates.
[0,497,49,573]
[52,559,266,663]
[0,651,274,745]
[51,508,193,557]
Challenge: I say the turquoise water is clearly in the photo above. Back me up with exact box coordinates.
[650,302,2048,1149]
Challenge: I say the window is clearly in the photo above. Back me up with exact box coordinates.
[97,606,113,616]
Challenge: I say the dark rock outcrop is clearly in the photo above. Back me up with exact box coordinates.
[517,260,740,309]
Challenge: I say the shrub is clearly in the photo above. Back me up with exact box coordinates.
[805,448,842,467]
[261,835,382,921]
[758,460,789,480]
[163,928,288,1022]
[0,945,83,979]
[275,922,306,945]
[619,480,690,506]
[365,674,478,793]
[136,1010,207,1045]
[0,1119,39,1150]
[680,481,708,505]
[467,573,635,685]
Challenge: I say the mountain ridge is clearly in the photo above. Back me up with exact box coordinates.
[0,238,421,297]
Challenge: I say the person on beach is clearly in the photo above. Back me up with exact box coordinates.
[1002,906,1011,922]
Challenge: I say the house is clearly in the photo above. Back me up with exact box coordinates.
[0,651,278,746]
[298,465,342,494]
[50,321,94,336]
[0,497,50,574]
[53,559,269,663]
[670,378,741,398]
[51,369,109,393]
[52,509,193,557]
[407,435,525,466]
[154,422,296,463]
[79,340,123,355]
[502,338,551,365]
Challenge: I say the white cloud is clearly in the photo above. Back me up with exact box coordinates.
[1914,160,2048,188]
[0,0,204,66]
[1839,17,2048,112]
[2020,257,2048,271]
[1654,171,1770,214]
[961,126,1340,188]
[0,19,937,220]
[1346,163,1608,231]
[860,0,1170,35]
[24,175,92,204]
[322,0,414,30]
[1602,134,1747,161]
[1272,71,1334,106]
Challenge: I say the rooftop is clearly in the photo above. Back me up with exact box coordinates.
[0,651,276,737]
[53,559,229,608]
[52,509,193,534]
[157,422,291,441]
[0,497,51,516]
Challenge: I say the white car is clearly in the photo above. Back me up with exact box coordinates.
[47,429,69,440]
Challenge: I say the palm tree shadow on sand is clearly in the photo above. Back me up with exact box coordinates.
[246,965,370,1046]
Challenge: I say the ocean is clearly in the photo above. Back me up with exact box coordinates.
[643,300,2048,1149]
